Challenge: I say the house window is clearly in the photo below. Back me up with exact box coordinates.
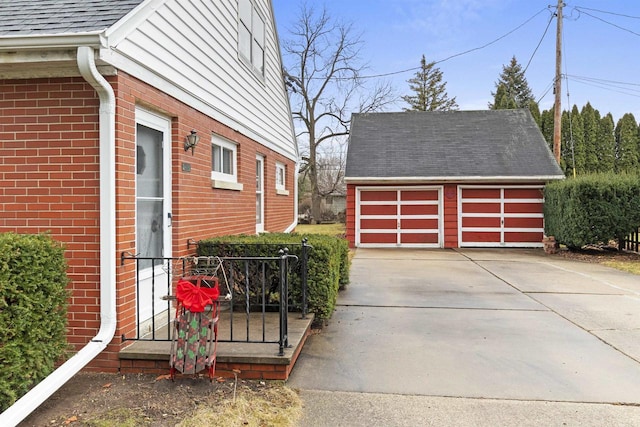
[211,136,238,184]
[275,161,289,195]
[276,162,286,190]
[238,0,265,75]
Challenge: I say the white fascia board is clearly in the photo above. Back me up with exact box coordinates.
[345,175,566,184]
[0,32,106,51]
[99,49,298,162]
[104,0,168,46]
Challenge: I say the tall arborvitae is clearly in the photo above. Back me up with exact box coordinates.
[489,56,535,110]
[564,105,584,176]
[615,113,640,172]
[580,103,600,173]
[402,54,458,111]
[597,113,616,173]
[540,107,555,150]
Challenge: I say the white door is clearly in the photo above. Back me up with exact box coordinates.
[135,108,172,326]
[256,155,264,233]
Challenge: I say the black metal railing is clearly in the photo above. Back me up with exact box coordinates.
[120,242,310,356]
[623,228,640,253]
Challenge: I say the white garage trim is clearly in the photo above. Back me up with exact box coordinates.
[356,186,443,248]
[458,185,544,248]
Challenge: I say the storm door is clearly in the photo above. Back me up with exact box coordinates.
[135,108,172,330]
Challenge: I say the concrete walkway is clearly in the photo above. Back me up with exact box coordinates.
[288,248,640,426]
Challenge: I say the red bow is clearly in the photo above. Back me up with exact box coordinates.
[176,279,219,312]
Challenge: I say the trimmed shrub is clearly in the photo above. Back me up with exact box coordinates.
[544,174,640,248]
[196,233,350,321]
[0,233,69,411]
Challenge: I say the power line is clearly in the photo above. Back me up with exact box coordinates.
[573,7,640,37]
[572,5,640,20]
[522,9,555,75]
[347,6,552,80]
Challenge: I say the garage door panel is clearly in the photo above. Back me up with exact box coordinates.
[462,217,501,228]
[462,231,501,242]
[360,191,397,202]
[504,231,544,243]
[504,203,543,214]
[504,188,543,199]
[400,232,439,244]
[462,188,500,198]
[360,204,397,215]
[462,203,501,214]
[360,232,397,244]
[360,218,397,230]
[401,190,439,201]
[400,218,439,229]
[504,217,543,228]
[400,204,439,215]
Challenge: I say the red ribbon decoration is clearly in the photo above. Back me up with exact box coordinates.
[176,278,219,312]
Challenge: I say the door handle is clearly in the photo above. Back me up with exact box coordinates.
[167,212,172,227]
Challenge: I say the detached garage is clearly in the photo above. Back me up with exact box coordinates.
[345,110,565,248]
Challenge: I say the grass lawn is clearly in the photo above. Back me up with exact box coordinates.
[603,260,640,275]
[295,223,345,237]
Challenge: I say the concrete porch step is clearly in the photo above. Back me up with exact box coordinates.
[119,312,314,380]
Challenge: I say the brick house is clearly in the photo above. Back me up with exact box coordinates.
[345,110,564,248]
[0,0,298,375]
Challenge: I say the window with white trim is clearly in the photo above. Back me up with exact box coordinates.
[211,137,238,183]
[275,162,286,191]
[238,0,265,75]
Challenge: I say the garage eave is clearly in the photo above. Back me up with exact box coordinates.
[345,175,566,185]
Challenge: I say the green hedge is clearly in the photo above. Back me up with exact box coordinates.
[544,174,640,248]
[0,233,69,411]
[196,233,350,321]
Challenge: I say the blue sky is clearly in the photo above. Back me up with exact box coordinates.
[272,0,640,122]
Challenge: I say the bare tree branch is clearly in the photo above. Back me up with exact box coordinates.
[281,2,395,222]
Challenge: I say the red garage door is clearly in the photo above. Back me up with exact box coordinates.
[356,187,442,247]
[459,186,544,247]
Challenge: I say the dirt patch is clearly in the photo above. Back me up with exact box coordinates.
[550,244,640,263]
[19,372,300,427]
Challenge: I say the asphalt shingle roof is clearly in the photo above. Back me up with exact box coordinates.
[0,0,144,36]
[345,109,564,180]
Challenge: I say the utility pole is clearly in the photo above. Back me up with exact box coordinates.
[552,0,563,164]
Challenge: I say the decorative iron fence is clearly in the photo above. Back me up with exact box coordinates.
[120,244,309,356]
[624,228,639,253]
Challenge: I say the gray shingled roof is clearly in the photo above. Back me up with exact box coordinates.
[345,109,564,180]
[0,0,144,36]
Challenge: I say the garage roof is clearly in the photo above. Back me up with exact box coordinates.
[345,109,565,182]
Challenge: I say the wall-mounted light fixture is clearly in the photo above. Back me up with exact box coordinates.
[184,130,200,155]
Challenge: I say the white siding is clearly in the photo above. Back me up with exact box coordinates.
[105,0,297,160]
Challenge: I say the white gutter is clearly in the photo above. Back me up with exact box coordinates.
[345,175,566,184]
[0,46,117,426]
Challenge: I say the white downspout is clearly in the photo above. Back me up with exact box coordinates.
[0,46,117,426]
[285,160,299,233]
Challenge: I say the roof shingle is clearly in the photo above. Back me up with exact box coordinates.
[0,0,144,36]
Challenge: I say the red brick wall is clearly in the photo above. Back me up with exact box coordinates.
[1,73,296,371]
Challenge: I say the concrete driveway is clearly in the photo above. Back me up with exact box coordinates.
[289,248,640,426]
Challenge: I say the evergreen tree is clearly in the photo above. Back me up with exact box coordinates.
[563,105,584,176]
[489,56,535,110]
[615,113,640,172]
[596,113,616,173]
[402,55,458,111]
[580,103,600,173]
[539,107,554,150]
